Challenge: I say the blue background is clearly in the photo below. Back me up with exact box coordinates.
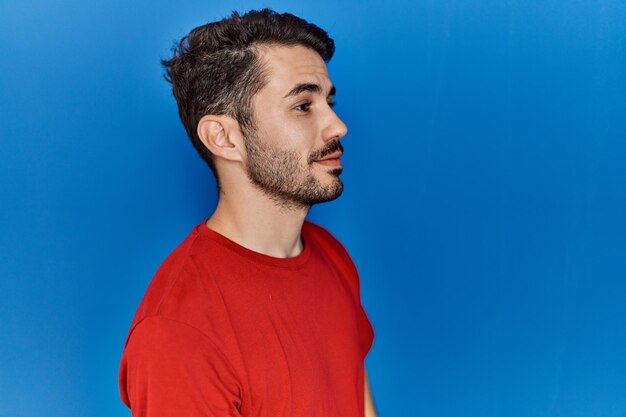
[1,1,625,416]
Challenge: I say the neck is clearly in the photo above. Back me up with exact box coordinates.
[205,185,310,259]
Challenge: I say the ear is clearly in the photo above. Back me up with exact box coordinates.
[197,114,245,163]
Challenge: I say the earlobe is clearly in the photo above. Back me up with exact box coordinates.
[197,115,244,163]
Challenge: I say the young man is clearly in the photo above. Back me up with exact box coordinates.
[119,9,376,417]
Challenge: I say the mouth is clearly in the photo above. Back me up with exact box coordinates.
[315,152,343,167]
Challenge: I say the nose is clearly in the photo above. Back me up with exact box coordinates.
[322,107,348,142]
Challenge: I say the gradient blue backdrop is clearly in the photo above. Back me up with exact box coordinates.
[1,1,625,416]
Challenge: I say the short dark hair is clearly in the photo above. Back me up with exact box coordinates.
[161,8,335,184]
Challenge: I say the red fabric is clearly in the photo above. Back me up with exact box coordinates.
[119,219,375,417]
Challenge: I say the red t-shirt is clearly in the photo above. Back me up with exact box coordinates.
[119,219,375,417]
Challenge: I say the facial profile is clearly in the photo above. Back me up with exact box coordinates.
[240,44,348,210]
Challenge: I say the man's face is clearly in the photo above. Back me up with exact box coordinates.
[242,44,348,210]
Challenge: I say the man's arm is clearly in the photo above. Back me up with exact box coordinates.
[119,316,243,416]
[365,366,378,417]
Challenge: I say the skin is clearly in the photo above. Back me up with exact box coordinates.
[243,113,345,210]
[365,368,378,417]
[196,43,377,416]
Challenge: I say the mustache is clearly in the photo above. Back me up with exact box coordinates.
[309,141,343,164]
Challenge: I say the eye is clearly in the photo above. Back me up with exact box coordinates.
[294,102,312,112]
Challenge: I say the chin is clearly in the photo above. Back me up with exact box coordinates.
[316,182,344,204]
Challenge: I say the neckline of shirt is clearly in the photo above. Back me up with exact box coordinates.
[194,218,313,269]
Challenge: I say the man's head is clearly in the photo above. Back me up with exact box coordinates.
[163,9,347,208]
[162,9,334,175]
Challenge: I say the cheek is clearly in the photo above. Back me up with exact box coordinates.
[272,120,317,146]
[262,108,320,146]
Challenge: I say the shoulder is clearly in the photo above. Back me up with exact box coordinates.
[303,220,351,257]
[125,222,228,340]
[303,220,361,288]
[130,228,200,314]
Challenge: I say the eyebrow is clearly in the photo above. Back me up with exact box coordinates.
[283,83,336,100]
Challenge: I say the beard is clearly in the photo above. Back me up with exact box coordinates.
[243,128,344,210]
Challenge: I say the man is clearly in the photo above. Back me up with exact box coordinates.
[119,8,376,417]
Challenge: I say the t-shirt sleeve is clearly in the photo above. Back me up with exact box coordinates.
[354,273,375,360]
[325,234,375,359]
[119,315,243,417]
[305,222,375,359]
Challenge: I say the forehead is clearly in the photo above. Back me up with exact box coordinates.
[257,44,332,96]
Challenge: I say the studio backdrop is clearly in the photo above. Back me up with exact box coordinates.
[1,1,625,416]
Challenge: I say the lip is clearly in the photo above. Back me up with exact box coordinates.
[315,152,343,167]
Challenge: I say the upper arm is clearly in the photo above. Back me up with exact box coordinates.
[119,316,243,417]
[364,366,378,417]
